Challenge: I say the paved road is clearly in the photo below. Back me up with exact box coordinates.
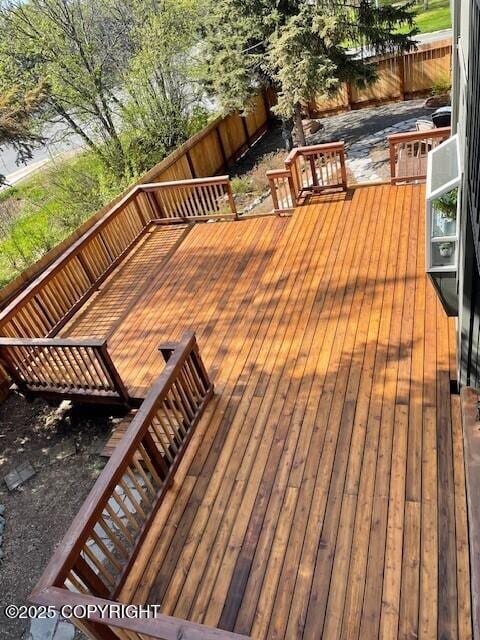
[416,28,452,44]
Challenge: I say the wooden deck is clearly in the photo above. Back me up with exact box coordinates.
[64,183,471,638]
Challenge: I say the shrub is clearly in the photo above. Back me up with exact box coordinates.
[431,75,451,96]
[231,176,254,195]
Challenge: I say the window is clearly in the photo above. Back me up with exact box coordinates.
[426,134,462,274]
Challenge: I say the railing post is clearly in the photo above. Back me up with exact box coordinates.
[98,342,130,403]
[389,138,397,184]
[287,172,297,208]
[133,196,148,227]
[338,144,348,190]
[267,172,281,213]
[226,181,239,220]
[145,190,163,220]
[0,348,29,397]
[190,338,213,393]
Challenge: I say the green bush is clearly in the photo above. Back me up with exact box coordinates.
[431,75,451,96]
[231,176,255,195]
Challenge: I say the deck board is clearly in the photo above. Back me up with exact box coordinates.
[63,184,471,639]
[61,224,191,340]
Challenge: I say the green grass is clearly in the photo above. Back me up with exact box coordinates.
[0,152,121,288]
[413,0,451,33]
[388,0,452,34]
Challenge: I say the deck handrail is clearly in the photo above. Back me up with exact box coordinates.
[0,176,237,402]
[142,176,238,223]
[388,126,451,183]
[31,588,250,640]
[29,332,223,639]
[285,142,347,194]
[0,337,129,402]
[268,142,347,213]
[266,169,297,214]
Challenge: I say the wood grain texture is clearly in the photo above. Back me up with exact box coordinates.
[63,183,469,639]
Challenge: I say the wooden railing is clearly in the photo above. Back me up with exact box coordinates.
[388,127,451,183]
[286,142,348,194]
[0,177,237,398]
[268,142,347,213]
[266,169,297,214]
[0,178,238,343]
[0,188,151,341]
[0,338,129,402]
[144,176,238,222]
[28,333,237,640]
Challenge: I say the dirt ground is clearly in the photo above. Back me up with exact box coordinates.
[0,394,126,639]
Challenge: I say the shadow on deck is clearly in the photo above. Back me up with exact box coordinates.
[25,183,472,639]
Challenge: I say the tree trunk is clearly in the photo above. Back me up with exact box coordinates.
[293,103,306,147]
[281,118,294,151]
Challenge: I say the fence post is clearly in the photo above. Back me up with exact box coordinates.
[345,81,353,110]
[215,126,229,170]
[398,56,406,101]
[241,116,251,149]
[185,150,197,179]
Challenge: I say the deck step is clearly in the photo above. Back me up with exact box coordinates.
[102,411,138,457]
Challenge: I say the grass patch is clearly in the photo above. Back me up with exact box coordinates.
[387,0,451,34]
[231,151,287,197]
[413,0,451,33]
[0,151,131,288]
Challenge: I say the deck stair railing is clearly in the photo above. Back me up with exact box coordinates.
[0,177,238,401]
[267,142,347,214]
[388,127,451,183]
[27,332,241,640]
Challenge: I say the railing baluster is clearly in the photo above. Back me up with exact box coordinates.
[28,333,217,639]
[388,127,451,183]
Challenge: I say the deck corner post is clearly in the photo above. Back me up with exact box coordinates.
[339,143,348,190]
[190,338,213,393]
[226,180,239,220]
[388,136,397,184]
[98,342,130,404]
[287,171,297,207]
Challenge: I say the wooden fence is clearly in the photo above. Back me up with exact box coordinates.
[388,127,451,183]
[0,177,236,401]
[0,93,270,310]
[267,142,347,213]
[27,332,244,640]
[307,40,452,117]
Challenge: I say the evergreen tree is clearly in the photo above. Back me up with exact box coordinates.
[202,0,418,146]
